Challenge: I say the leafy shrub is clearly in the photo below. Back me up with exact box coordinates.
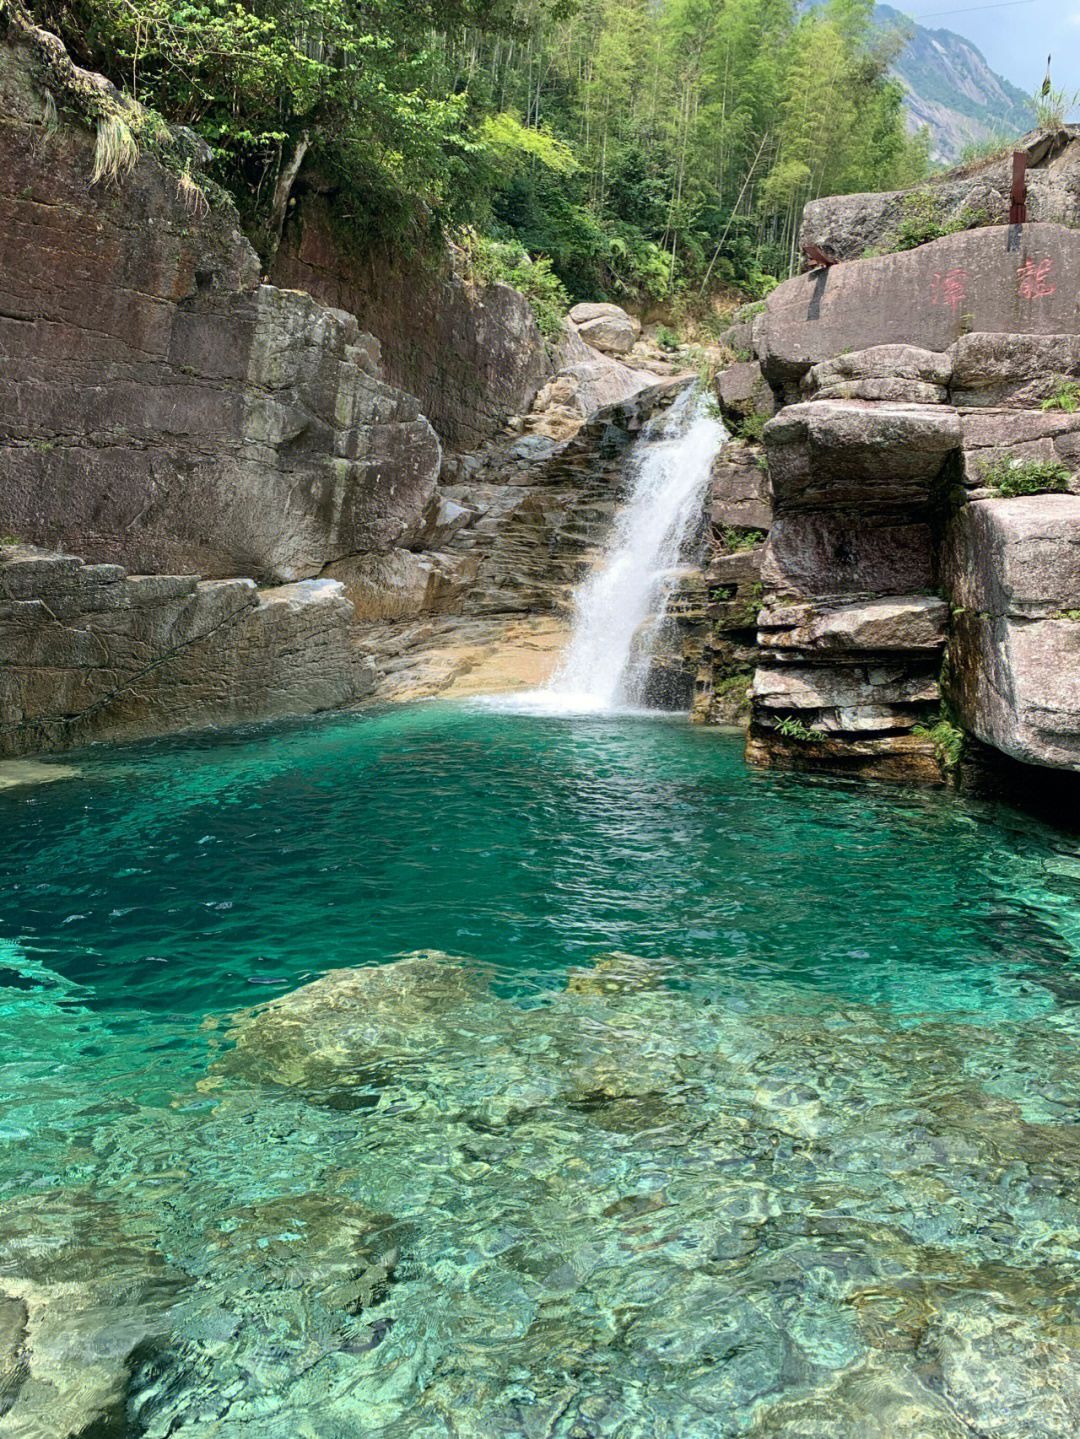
[458,232,569,340]
[980,455,1073,498]
[776,716,826,742]
[721,527,766,552]
[655,325,680,352]
[737,412,767,442]
[1040,382,1080,415]
[913,716,964,769]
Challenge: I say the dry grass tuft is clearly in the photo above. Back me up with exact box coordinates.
[91,112,138,186]
[176,165,209,217]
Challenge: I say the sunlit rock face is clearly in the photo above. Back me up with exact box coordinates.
[755,225,1080,399]
[736,221,1080,782]
[0,32,440,583]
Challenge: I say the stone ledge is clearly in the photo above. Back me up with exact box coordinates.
[745,728,945,785]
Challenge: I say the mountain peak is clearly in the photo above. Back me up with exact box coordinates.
[875,3,1033,163]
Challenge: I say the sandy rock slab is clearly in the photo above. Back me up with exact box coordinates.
[357,614,568,703]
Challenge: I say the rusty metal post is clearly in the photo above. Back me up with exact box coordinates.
[1010,151,1028,225]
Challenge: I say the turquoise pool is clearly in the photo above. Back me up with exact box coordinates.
[2,704,1079,1436]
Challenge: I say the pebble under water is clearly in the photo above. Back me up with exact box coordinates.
[3,703,1080,1437]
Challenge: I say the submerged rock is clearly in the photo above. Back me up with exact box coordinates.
[205,950,484,1099]
[0,1193,183,1437]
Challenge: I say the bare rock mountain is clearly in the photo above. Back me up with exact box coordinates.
[878,4,1034,164]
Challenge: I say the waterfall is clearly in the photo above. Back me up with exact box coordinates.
[542,387,727,713]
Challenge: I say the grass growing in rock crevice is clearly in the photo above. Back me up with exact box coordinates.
[979,456,1073,499]
[1040,382,1080,415]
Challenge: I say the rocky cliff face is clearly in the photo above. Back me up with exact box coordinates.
[271,201,552,452]
[0,30,440,584]
[0,545,368,758]
[728,220,1080,783]
[876,4,1032,165]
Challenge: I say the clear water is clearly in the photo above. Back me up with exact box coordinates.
[3,704,1080,1436]
[545,390,726,712]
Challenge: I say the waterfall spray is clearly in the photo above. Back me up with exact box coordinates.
[541,388,727,713]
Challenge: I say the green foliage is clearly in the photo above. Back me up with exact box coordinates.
[714,669,752,701]
[29,0,927,299]
[1029,85,1080,131]
[776,716,826,742]
[893,189,991,252]
[1040,382,1080,415]
[721,527,766,552]
[737,580,764,627]
[457,231,569,338]
[655,325,680,352]
[736,412,767,442]
[1057,609,1080,622]
[980,455,1073,498]
[955,136,1012,168]
[91,112,138,186]
[0,534,19,546]
[912,714,964,769]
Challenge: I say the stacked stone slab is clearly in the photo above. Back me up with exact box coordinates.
[747,393,952,781]
[744,221,1080,781]
[687,441,773,724]
[0,547,368,758]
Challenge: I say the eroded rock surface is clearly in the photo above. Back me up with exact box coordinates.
[757,225,1080,396]
[0,33,440,583]
[945,497,1080,767]
[0,546,367,757]
[272,201,552,450]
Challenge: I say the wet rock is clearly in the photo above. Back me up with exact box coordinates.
[749,1355,969,1438]
[923,1295,1080,1438]
[566,953,674,995]
[746,728,944,784]
[206,951,483,1098]
[0,1194,182,1437]
[710,443,773,530]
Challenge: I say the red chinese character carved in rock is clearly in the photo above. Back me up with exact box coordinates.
[930,268,967,313]
[1017,258,1055,299]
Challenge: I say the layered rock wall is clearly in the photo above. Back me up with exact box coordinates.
[735,221,1080,780]
[0,32,440,583]
[0,546,367,757]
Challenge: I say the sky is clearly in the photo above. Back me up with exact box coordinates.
[884,0,1079,95]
